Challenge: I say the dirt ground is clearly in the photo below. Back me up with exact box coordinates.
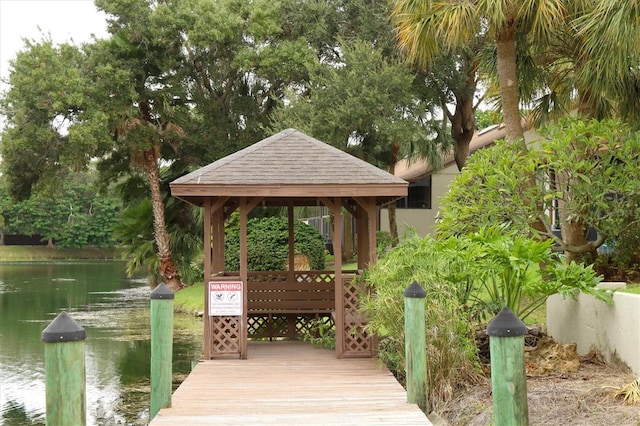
[435,333,640,425]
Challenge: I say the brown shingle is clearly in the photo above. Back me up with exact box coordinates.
[172,128,406,186]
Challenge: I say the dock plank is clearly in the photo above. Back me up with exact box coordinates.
[151,341,430,425]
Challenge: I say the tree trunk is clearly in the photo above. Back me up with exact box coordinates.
[46,238,55,249]
[560,221,590,263]
[556,171,592,263]
[495,24,526,149]
[451,94,475,171]
[389,144,400,246]
[450,55,477,170]
[142,149,182,291]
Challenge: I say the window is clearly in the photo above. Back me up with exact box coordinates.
[396,176,432,209]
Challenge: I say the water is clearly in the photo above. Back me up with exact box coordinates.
[0,262,202,425]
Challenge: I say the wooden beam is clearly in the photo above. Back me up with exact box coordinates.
[341,199,357,218]
[203,199,212,360]
[239,197,249,359]
[212,208,225,274]
[223,199,239,220]
[330,197,344,358]
[287,203,295,280]
[211,196,231,214]
[356,204,367,271]
[366,199,377,267]
[354,197,377,267]
[318,197,338,211]
[247,197,264,212]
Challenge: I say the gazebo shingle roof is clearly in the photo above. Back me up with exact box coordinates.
[171,128,407,205]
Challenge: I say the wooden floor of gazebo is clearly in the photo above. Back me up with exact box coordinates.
[150,341,431,425]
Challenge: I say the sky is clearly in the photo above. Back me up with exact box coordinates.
[0,0,109,126]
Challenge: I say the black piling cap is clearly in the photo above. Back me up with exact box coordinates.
[41,311,86,343]
[486,307,527,337]
[403,281,426,298]
[150,282,175,300]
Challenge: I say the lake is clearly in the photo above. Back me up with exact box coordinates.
[0,261,203,425]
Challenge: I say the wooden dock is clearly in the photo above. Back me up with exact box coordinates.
[151,341,431,425]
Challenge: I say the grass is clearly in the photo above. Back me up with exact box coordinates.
[0,245,124,261]
[175,282,205,314]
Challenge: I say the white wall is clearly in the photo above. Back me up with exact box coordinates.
[381,163,458,238]
[547,286,640,375]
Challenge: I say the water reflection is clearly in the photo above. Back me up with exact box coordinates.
[0,262,202,425]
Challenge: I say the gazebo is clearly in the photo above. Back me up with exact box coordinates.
[170,129,408,359]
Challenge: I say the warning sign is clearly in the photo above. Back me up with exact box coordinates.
[208,281,243,316]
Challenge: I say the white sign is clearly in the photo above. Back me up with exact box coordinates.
[208,281,243,316]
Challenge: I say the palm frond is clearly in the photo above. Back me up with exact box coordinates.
[609,377,640,405]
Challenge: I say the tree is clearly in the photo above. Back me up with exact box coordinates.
[4,174,120,249]
[436,118,640,263]
[574,0,640,125]
[0,39,101,201]
[390,0,567,146]
[273,40,439,245]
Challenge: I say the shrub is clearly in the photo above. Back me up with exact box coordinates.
[225,216,325,271]
[361,227,609,409]
[360,235,481,411]
[437,118,640,263]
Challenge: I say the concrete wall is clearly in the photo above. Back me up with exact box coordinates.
[547,285,640,375]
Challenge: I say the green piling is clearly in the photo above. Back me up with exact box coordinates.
[150,282,174,420]
[403,281,427,412]
[487,307,529,426]
[41,311,87,426]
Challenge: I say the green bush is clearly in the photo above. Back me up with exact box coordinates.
[436,118,640,262]
[361,235,481,411]
[361,227,609,409]
[225,216,325,271]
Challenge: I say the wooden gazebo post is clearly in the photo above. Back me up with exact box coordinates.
[326,198,344,358]
[239,197,249,359]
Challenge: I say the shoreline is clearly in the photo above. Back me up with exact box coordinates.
[0,245,124,262]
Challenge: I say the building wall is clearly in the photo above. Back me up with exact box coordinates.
[380,162,459,238]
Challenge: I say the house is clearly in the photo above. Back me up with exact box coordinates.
[380,124,539,237]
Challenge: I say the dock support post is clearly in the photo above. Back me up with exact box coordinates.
[150,282,175,420]
[403,281,427,412]
[41,311,87,426]
[487,307,529,426]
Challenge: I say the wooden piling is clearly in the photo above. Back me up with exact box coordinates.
[487,307,529,426]
[41,311,87,426]
[403,280,427,412]
[150,282,174,420]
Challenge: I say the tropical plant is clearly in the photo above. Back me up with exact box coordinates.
[361,225,609,408]
[437,118,640,263]
[301,318,336,350]
[390,0,568,145]
[361,235,481,410]
[460,226,607,321]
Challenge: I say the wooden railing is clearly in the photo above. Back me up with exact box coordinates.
[205,270,371,355]
[245,271,341,339]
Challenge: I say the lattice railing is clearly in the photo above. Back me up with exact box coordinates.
[246,271,336,340]
[247,313,334,339]
[342,275,374,357]
[205,271,372,356]
[209,315,241,356]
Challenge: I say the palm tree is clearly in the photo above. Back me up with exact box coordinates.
[391,0,567,147]
[114,105,186,291]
